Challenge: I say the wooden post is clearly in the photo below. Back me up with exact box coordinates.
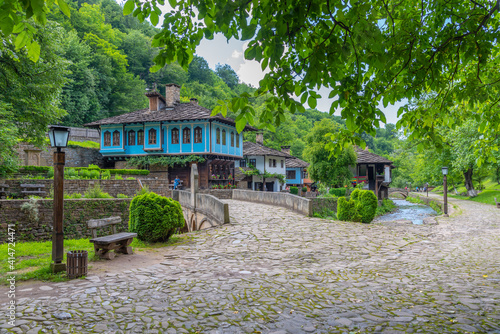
[51,149,66,273]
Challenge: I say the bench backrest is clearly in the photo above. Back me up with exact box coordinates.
[20,184,45,189]
[0,184,8,191]
[87,216,122,238]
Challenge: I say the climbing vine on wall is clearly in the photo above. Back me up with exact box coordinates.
[126,155,206,168]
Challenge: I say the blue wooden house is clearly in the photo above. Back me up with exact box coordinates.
[280,146,311,190]
[85,84,253,188]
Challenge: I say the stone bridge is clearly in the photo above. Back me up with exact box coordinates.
[173,164,230,232]
[388,187,409,198]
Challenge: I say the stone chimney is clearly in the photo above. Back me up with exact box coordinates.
[165,83,181,107]
[190,98,198,105]
[256,131,264,145]
[281,145,291,154]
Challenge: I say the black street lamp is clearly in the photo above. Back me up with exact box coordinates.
[48,126,70,273]
[442,166,449,217]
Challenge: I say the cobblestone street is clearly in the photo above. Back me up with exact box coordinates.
[1,196,500,333]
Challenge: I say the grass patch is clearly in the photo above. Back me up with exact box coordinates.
[375,199,397,216]
[67,140,100,149]
[0,234,191,283]
[406,196,424,204]
[468,190,500,206]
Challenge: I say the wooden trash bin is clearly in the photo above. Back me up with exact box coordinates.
[66,250,88,278]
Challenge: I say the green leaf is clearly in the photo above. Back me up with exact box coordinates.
[150,12,159,26]
[57,0,71,17]
[27,40,40,62]
[308,96,317,109]
[15,31,29,49]
[236,117,247,133]
[123,0,135,16]
[150,64,163,73]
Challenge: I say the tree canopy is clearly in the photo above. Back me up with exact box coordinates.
[122,0,500,154]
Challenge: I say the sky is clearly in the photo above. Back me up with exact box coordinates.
[139,2,404,126]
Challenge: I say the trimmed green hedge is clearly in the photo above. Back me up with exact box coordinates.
[20,166,51,172]
[290,186,299,195]
[19,166,149,176]
[329,188,347,197]
[129,192,185,242]
[337,189,378,223]
[109,169,149,175]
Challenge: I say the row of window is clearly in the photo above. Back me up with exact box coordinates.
[268,159,284,168]
[286,170,308,179]
[103,126,239,147]
[215,128,240,148]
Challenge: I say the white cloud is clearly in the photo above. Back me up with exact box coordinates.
[231,50,243,59]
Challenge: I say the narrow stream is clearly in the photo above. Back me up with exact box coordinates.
[376,198,437,225]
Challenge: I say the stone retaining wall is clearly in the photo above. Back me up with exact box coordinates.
[232,189,313,216]
[15,143,104,168]
[0,198,131,243]
[311,197,338,214]
[2,179,171,198]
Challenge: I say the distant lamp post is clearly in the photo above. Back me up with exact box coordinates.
[48,126,70,273]
[442,166,449,217]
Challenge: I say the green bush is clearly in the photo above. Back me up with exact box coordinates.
[89,170,100,179]
[129,192,185,242]
[79,169,90,179]
[355,190,378,223]
[126,177,135,180]
[290,186,299,195]
[115,174,123,180]
[109,169,149,175]
[337,197,359,222]
[64,193,83,199]
[84,184,113,198]
[47,168,54,178]
[116,193,128,198]
[101,170,111,180]
[329,188,347,197]
[302,186,308,193]
[337,189,378,223]
[135,185,150,196]
[20,166,51,172]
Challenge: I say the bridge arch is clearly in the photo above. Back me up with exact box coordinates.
[388,188,409,198]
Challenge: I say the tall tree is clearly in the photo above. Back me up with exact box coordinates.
[303,119,357,187]
[188,56,214,85]
[215,63,239,89]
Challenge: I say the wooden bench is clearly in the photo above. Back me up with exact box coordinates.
[20,183,46,197]
[495,197,500,209]
[0,184,9,198]
[88,217,137,260]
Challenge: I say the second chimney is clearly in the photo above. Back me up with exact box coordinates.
[190,98,198,105]
[256,131,264,145]
[281,145,291,154]
[165,83,181,107]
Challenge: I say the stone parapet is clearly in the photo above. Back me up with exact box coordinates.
[232,189,313,216]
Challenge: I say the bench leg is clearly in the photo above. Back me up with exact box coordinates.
[116,238,133,255]
[102,251,116,260]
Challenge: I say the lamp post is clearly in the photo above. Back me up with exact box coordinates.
[442,166,449,217]
[48,126,70,273]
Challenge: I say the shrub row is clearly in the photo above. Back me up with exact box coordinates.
[337,189,378,223]
[19,166,149,176]
[329,188,347,197]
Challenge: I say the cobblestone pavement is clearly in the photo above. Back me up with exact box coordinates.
[1,196,500,333]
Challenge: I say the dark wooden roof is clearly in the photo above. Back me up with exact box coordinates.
[84,102,256,131]
[286,157,309,168]
[243,141,294,158]
[355,147,393,164]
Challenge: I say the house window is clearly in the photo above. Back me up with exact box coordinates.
[281,160,284,168]
[287,170,296,179]
[112,130,120,146]
[194,126,202,143]
[171,128,179,144]
[249,159,256,167]
[137,129,144,145]
[222,129,226,145]
[148,128,157,145]
[103,131,111,146]
[183,127,191,144]
[128,130,135,146]
[236,133,240,148]
[240,160,246,167]
[302,171,308,179]
[272,159,276,167]
[230,132,234,147]
[216,128,220,144]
